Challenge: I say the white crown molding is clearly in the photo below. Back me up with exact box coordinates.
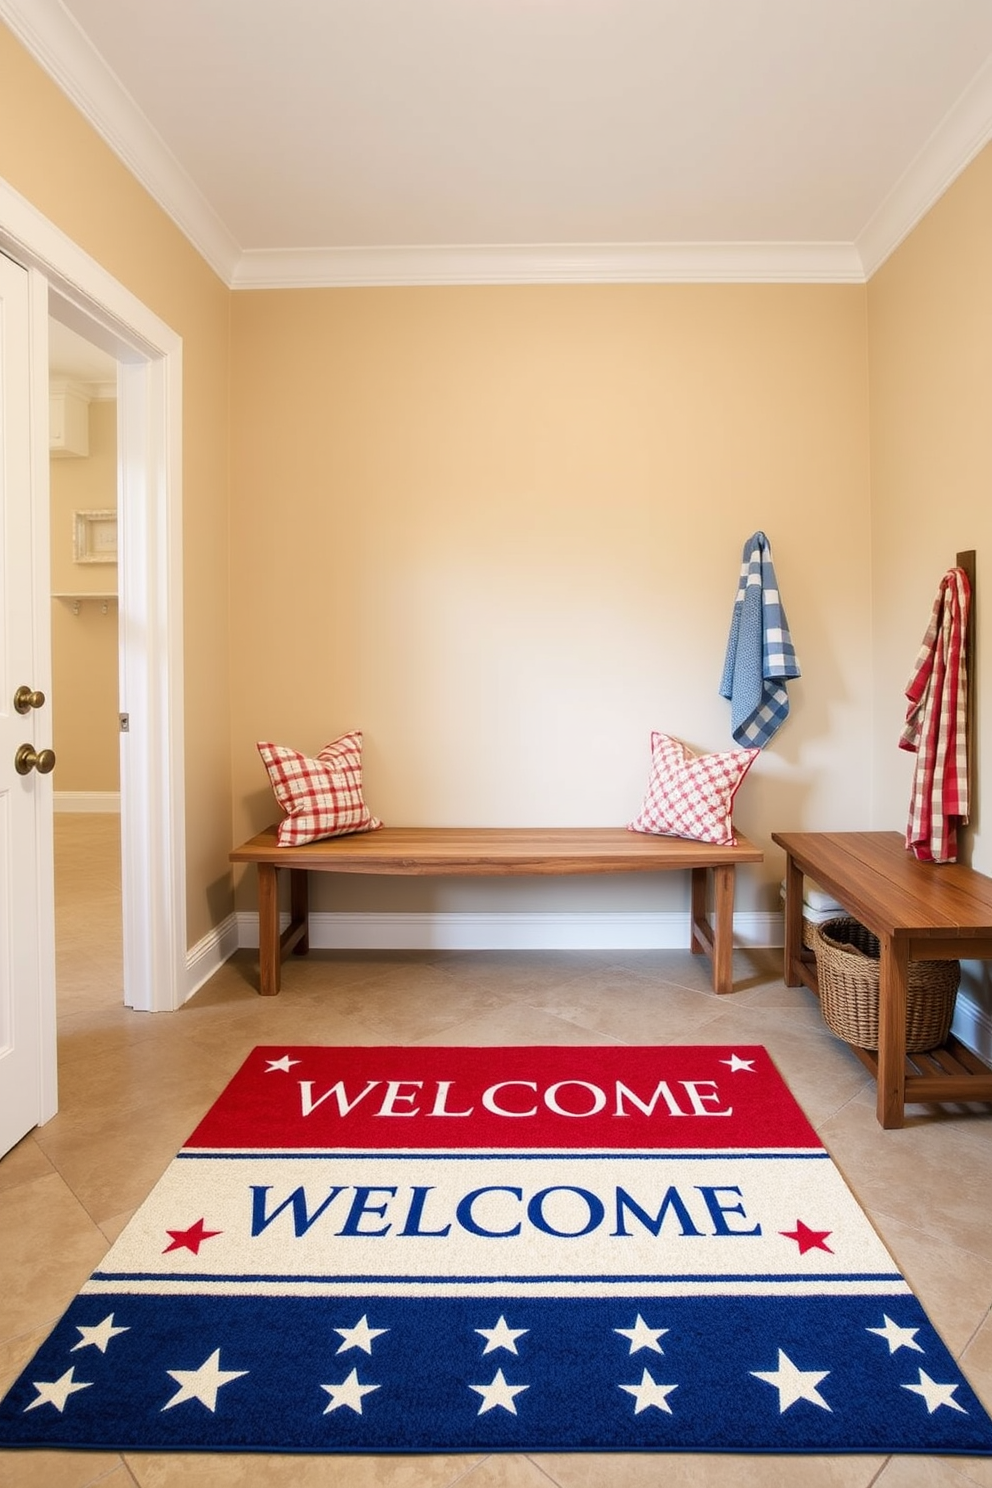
[857,51,992,278]
[0,0,241,285]
[49,375,89,399]
[232,241,865,289]
[48,377,116,401]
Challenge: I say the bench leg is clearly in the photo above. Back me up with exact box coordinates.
[689,866,735,993]
[289,869,310,955]
[257,862,281,997]
[782,854,804,987]
[876,935,909,1129]
[690,867,708,957]
[710,864,735,994]
[256,865,309,996]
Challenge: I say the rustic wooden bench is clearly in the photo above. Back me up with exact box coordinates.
[773,829,992,1128]
[230,825,763,998]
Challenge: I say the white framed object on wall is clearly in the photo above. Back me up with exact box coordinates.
[73,508,117,563]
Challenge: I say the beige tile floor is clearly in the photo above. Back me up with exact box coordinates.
[1,815,991,1487]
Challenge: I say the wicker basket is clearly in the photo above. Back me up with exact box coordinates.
[812,917,960,1053]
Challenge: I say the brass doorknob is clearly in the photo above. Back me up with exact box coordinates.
[13,686,45,714]
[14,744,56,776]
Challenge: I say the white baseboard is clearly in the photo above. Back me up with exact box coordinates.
[184,912,240,1002]
[235,909,784,952]
[54,791,121,813]
[951,987,992,1067]
[195,913,992,1074]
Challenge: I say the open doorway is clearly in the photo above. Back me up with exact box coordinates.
[44,267,187,1020]
[0,178,187,1155]
[48,318,124,1016]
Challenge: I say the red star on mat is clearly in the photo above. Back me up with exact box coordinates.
[163,1218,222,1255]
[780,1220,833,1255]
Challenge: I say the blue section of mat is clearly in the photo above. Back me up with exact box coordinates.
[2,1293,990,1455]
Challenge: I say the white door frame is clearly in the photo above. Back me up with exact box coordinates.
[0,175,186,1016]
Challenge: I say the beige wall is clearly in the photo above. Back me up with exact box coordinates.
[868,141,992,1024]
[0,24,233,945]
[49,397,119,792]
[868,144,992,863]
[230,283,873,916]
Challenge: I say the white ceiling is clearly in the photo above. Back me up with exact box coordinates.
[48,319,117,390]
[5,0,992,287]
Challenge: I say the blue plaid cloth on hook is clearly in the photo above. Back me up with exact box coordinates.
[719,531,800,748]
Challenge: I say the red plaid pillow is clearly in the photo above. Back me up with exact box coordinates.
[257,732,382,846]
[628,732,757,846]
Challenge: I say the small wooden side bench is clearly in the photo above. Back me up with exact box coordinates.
[773,830,992,1128]
[230,826,763,998]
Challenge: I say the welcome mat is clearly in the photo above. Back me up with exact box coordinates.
[2,1044,991,1457]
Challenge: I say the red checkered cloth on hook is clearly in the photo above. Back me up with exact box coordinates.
[899,566,971,863]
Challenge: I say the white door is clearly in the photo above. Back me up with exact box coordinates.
[0,249,57,1157]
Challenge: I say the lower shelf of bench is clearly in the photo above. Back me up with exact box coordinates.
[794,951,992,1107]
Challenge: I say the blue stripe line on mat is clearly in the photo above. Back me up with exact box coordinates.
[177,1150,832,1162]
[89,1270,906,1285]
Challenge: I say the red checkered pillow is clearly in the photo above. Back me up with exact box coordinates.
[257,732,382,846]
[628,732,757,846]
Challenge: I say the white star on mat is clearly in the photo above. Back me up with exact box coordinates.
[469,1368,529,1415]
[162,1348,248,1412]
[867,1315,925,1355]
[24,1366,93,1413]
[476,1315,529,1355]
[334,1315,388,1354]
[71,1313,130,1354]
[751,1350,831,1412]
[720,1054,756,1072]
[902,1369,968,1414]
[265,1055,300,1073]
[619,1368,678,1414]
[321,1368,380,1415]
[614,1314,668,1355]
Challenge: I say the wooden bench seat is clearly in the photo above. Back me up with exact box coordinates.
[230,825,763,998]
[773,830,992,1128]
